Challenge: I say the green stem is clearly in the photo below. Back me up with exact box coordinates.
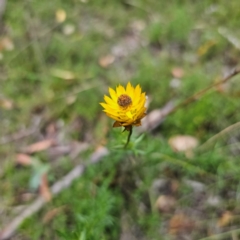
[124,126,133,148]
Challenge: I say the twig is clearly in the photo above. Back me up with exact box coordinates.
[168,68,240,115]
[139,68,240,133]
[0,83,100,146]
[0,146,109,240]
[218,27,240,50]
[199,228,240,240]
[0,116,42,145]
[198,121,240,152]
[0,128,38,145]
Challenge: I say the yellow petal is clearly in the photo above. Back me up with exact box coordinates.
[102,105,119,114]
[126,111,133,119]
[136,95,146,109]
[100,82,147,128]
[104,95,118,107]
[116,85,125,96]
[100,102,109,109]
[106,112,121,121]
[137,108,147,119]
[133,92,146,108]
[104,109,119,116]
[126,82,134,98]
[109,87,117,102]
[134,84,141,99]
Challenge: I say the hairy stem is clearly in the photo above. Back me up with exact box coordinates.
[125,125,133,148]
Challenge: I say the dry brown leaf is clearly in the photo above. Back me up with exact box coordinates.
[155,195,176,213]
[0,98,13,109]
[40,174,52,202]
[42,206,65,224]
[169,213,195,235]
[0,37,14,51]
[99,54,115,68]
[171,67,184,78]
[45,123,57,138]
[16,154,32,166]
[168,135,198,152]
[217,211,234,227]
[24,139,55,154]
[55,9,66,23]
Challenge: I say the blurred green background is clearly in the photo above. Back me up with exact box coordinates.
[1,0,240,239]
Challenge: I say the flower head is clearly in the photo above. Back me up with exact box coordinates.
[100,82,147,130]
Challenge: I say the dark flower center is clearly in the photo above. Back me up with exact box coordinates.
[117,94,132,107]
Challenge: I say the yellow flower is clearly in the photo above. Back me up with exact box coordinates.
[100,82,147,130]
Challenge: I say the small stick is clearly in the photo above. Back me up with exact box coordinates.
[139,68,240,133]
[169,68,240,115]
[198,121,240,152]
[199,228,240,240]
[0,147,109,240]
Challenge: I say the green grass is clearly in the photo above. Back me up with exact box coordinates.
[1,0,240,239]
